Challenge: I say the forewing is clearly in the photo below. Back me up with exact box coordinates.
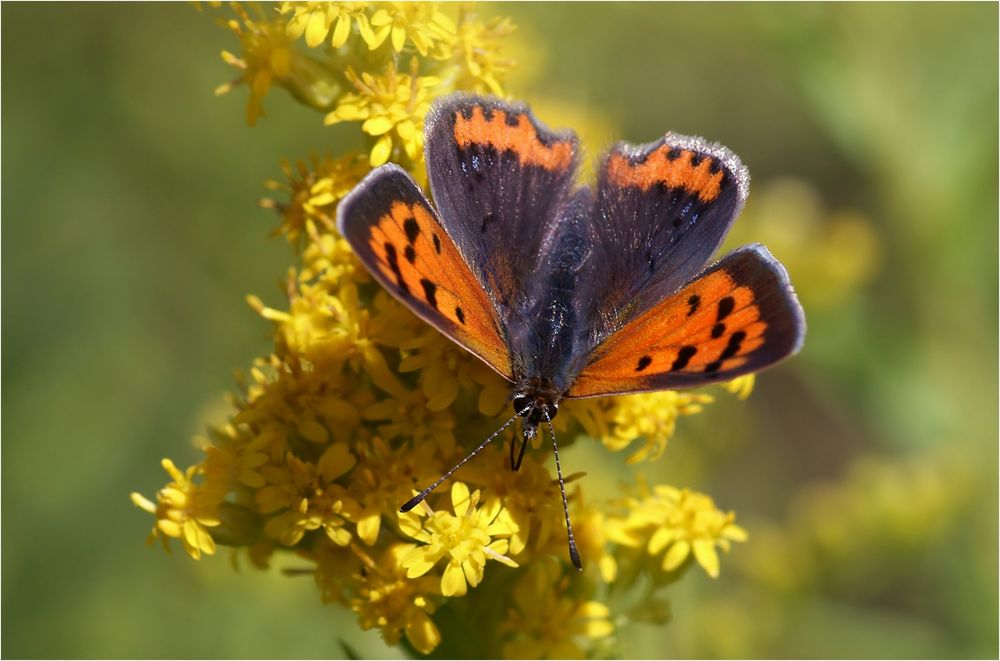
[425,94,579,324]
[337,164,513,380]
[568,245,804,398]
[576,133,749,349]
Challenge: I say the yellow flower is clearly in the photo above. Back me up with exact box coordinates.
[722,374,756,400]
[215,4,295,126]
[398,482,518,597]
[131,459,221,560]
[348,437,446,546]
[601,391,714,463]
[369,3,455,55]
[500,558,614,659]
[350,544,443,654]
[248,282,415,396]
[452,11,516,96]
[461,445,563,558]
[261,153,369,244]
[255,445,361,546]
[281,1,378,49]
[307,536,364,605]
[611,484,747,578]
[398,327,509,413]
[363,387,456,454]
[324,64,441,167]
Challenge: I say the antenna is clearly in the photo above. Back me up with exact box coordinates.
[544,408,583,571]
[399,407,527,513]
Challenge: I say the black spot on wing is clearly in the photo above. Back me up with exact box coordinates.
[704,330,746,373]
[671,345,697,371]
[403,217,420,245]
[711,323,725,339]
[420,279,438,310]
[432,233,442,254]
[404,245,417,264]
[635,355,652,372]
[455,306,466,324]
[383,242,409,296]
[717,296,735,322]
[687,295,700,316]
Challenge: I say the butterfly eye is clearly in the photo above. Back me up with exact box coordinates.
[512,395,531,416]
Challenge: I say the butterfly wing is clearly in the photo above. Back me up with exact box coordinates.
[568,244,804,397]
[574,134,750,350]
[424,94,580,328]
[337,164,513,380]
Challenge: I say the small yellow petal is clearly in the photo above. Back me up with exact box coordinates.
[391,25,406,52]
[369,134,393,167]
[405,612,442,656]
[692,538,720,578]
[451,482,472,516]
[362,116,395,136]
[647,526,675,555]
[661,540,690,571]
[599,554,618,583]
[130,492,156,513]
[304,10,329,48]
[441,562,467,597]
[331,14,351,48]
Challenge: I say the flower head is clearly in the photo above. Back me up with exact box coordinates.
[255,444,361,546]
[281,2,378,49]
[600,391,714,463]
[610,483,748,578]
[398,482,518,597]
[130,459,221,559]
[261,153,369,245]
[325,63,441,167]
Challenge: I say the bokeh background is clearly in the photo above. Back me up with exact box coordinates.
[3,2,997,658]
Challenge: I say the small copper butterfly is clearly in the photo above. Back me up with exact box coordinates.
[337,94,805,569]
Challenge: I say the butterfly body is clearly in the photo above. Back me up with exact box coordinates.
[338,94,805,568]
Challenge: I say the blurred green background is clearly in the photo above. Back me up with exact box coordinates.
[3,2,996,658]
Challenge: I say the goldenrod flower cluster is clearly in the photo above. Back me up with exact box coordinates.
[133,3,753,656]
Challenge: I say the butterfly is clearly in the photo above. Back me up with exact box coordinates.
[337,94,805,569]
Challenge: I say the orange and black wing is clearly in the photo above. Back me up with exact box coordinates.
[424,94,580,328]
[574,133,751,350]
[568,245,804,398]
[337,164,513,380]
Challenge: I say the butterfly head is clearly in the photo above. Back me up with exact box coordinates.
[512,377,562,425]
